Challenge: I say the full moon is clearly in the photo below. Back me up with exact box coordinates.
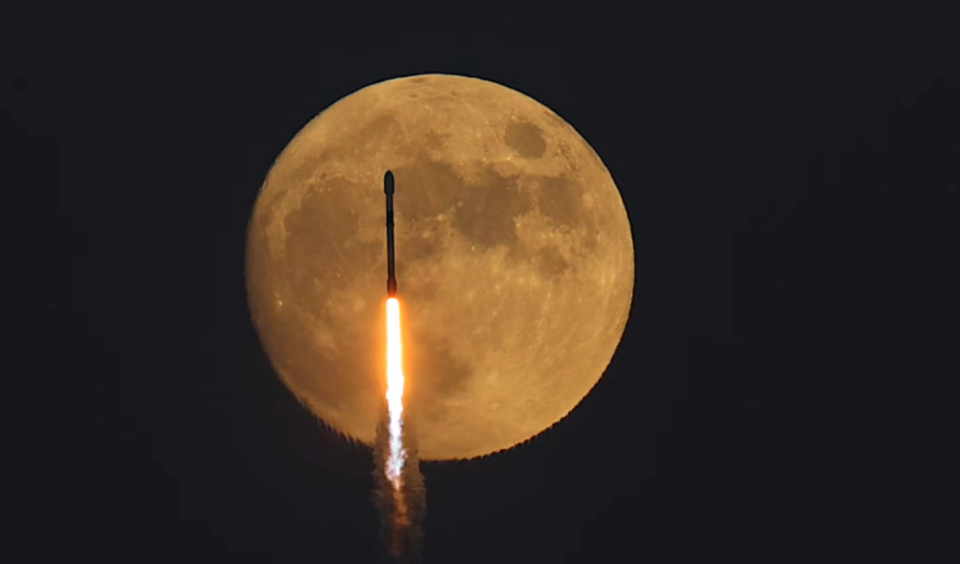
[246,74,634,460]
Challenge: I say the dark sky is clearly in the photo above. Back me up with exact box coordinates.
[7,9,958,563]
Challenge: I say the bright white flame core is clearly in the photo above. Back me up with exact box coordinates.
[385,297,406,488]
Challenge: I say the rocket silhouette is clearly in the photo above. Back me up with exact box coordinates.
[384,171,397,297]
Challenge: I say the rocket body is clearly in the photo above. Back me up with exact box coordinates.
[384,171,397,297]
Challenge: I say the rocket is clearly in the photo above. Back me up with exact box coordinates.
[384,170,397,297]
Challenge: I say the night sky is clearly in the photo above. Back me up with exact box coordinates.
[7,9,957,563]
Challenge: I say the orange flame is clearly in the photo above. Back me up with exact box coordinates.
[385,297,408,531]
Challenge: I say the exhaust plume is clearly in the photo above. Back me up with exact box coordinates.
[372,297,425,562]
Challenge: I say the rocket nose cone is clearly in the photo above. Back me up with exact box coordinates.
[384,170,395,195]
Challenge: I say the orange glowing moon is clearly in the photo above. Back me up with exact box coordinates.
[245,74,634,460]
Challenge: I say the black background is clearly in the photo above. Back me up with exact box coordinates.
[6,8,957,563]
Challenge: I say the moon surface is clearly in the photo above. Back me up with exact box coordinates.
[246,74,634,460]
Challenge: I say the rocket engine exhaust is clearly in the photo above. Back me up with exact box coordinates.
[373,395,425,563]
[372,171,425,563]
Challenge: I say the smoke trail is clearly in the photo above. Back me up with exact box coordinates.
[372,297,425,562]
[373,408,426,563]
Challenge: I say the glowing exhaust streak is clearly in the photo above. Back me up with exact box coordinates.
[385,297,407,491]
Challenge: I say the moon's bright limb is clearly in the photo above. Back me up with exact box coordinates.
[246,74,634,460]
